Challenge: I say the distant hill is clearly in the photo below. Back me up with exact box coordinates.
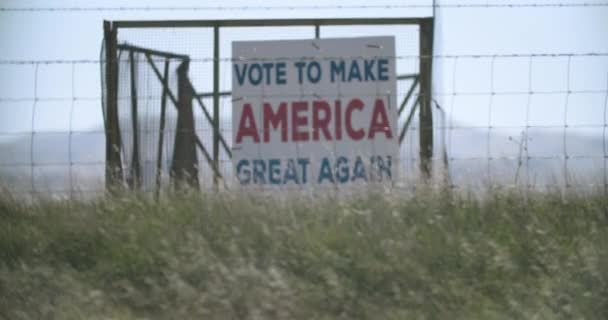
[0,121,605,194]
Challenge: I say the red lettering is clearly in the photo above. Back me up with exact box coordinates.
[368,99,393,139]
[345,98,365,140]
[263,102,287,142]
[237,98,390,143]
[312,100,332,141]
[292,101,309,141]
[335,100,342,140]
[235,103,260,143]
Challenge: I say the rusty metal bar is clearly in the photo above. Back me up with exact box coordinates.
[154,59,170,199]
[418,18,434,180]
[398,76,419,116]
[399,96,420,144]
[128,50,142,190]
[103,21,124,191]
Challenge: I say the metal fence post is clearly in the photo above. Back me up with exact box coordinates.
[419,18,434,181]
[128,50,142,190]
[103,21,123,191]
[212,25,220,189]
[172,60,199,190]
[155,59,170,199]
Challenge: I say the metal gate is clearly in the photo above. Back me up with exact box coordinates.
[101,18,436,194]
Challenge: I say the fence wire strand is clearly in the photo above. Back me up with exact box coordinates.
[1,2,608,12]
[2,52,608,65]
[0,52,607,196]
[604,73,608,197]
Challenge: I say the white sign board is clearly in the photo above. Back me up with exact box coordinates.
[232,36,398,188]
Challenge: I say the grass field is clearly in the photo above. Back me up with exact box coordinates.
[1,189,607,319]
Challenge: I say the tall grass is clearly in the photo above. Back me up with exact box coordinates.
[1,189,607,319]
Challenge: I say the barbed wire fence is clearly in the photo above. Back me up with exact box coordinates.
[2,2,608,11]
[439,53,608,194]
[0,2,607,197]
[0,53,606,197]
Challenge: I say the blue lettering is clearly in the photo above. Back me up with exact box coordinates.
[276,62,287,85]
[268,159,281,184]
[283,159,299,184]
[318,157,334,184]
[262,63,274,85]
[298,158,310,184]
[234,64,247,86]
[352,156,367,181]
[379,155,392,179]
[364,60,376,81]
[307,61,322,83]
[348,60,362,82]
[249,63,262,86]
[330,60,345,82]
[236,159,251,185]
[294,61,306,84]
[336,157,349,183]
[253,159,266,184]
[378,59,389,81]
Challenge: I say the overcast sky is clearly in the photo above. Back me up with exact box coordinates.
[0,0,607,136]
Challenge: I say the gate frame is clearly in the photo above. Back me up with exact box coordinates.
[103,17,435,190]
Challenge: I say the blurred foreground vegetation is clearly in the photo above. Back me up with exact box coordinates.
[1,189,607,319]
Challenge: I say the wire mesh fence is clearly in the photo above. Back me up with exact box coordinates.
[1,51,606,197]
[2,2,608,11]
[0,0,607,198]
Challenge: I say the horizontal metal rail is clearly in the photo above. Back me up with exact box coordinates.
[195,91,231,98]
[397,73,418,80]
[113,17,432,29]
[117,43,190,60]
